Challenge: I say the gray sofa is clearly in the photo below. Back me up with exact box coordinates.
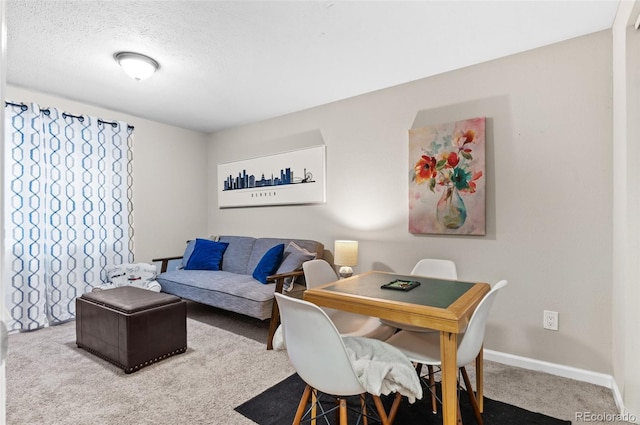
[153,235,324,348]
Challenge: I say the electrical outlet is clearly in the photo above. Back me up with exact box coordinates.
[543,310,559,331]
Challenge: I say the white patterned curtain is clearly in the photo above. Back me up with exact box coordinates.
[3,102,134,331]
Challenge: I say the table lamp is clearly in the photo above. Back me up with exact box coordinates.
[334,240,358,278]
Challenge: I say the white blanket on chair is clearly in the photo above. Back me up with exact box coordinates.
[272,325,422,403]
[343,336,423,404]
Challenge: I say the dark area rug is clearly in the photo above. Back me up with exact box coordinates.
[235,373,572,425]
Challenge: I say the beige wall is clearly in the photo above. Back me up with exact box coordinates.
[6,85,210,263]
[4,17,626,406]
[209,31,614,374]
[613,0,640,419]
[5,16,633,414]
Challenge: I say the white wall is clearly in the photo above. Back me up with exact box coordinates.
[612,0,640,419]
[209,31,614,374]
[5,85,210,263]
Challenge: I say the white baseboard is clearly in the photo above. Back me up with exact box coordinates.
[483,349,626,415]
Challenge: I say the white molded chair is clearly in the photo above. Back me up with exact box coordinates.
[303,259,396,340]
[386,280,508,425]
[274,293,404,425]
[412,258,458,280]
[380,258,458,412]
[381,258,458,332]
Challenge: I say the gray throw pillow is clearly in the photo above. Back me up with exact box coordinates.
[180,239,197,269]
[276,241,317,276]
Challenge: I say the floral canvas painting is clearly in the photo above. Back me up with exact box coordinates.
[409,117,485,235]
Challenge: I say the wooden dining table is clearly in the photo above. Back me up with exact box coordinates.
[303,270,490,425]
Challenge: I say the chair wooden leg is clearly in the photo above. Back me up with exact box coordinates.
[428,365,437,414]
[311,389,317,425]
[386,392,403,425]
[476,346,484,412]
[293,385,312,425]
[461,366,483,425]
[417,362,438,414]
[457,398,463,425]
[371,393,402,425]
[339,398,348,425]
[360,394,369,425]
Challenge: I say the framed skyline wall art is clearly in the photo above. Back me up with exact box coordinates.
[409,117,486,235]
[218,145,326,208]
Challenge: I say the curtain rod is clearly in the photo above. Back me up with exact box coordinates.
[4,101,135,130]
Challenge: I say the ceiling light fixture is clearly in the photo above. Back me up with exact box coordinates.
[114,52,159,81]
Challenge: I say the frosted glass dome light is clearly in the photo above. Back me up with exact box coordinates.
[114,52,159,81]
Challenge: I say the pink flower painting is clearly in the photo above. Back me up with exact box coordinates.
[409,117,486,235]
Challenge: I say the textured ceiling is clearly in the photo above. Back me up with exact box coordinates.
[6,1,620,133]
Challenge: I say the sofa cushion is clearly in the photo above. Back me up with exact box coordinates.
[158,270,276,302]
[246,239,288,272]
[185,239,229,271]
[252,244,285,284]
[218,236,256,274]
[276,241,317,275]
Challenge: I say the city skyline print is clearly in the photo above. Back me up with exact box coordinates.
[223,166,314,191]
[217,145,326,208]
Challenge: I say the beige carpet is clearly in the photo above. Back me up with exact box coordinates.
[6,318,295,425]
[7,304,631,425]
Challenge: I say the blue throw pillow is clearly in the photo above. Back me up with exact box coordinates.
[185,239,229,271]
[252,244,285,284]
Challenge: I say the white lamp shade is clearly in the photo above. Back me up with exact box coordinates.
[334,240,358,267]
[115,52,159,81]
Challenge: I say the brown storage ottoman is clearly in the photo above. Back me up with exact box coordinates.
[76,286,187,373]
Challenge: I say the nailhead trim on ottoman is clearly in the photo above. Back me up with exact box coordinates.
[76,286,187,373]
